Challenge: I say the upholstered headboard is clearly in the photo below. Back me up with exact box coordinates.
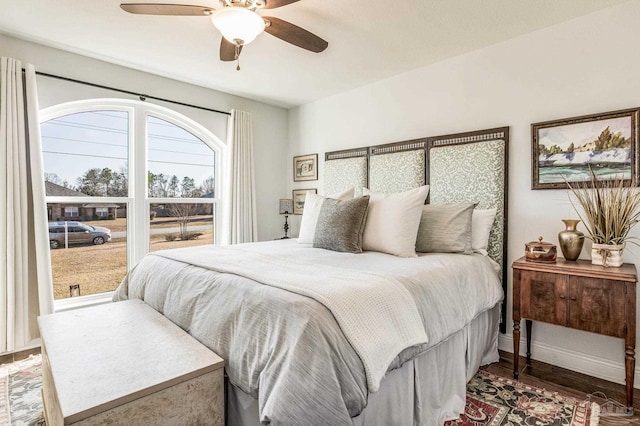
[427,128,509,332]
[368,139,427,194]
[324,148,368,197]
[324,127,509,332]
[427,129,508,271]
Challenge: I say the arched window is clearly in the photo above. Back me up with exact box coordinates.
[40,99,224,306]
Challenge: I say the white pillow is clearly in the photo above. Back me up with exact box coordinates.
[362,185,430,257]
[472,208,497,256]
[297,187,354,243]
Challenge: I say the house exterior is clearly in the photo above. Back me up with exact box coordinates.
[45,181,125,221]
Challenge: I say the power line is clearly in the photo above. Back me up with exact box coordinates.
[148,159,214,168]
[43,150,214,167]
[88,111,128,120]
[43,151,126,161]
[44,120,128,134]
[44,120,207,145]
[42,135,213,157]
[147,134,207,145]
[42,136,126,149]
[86,112,204,133]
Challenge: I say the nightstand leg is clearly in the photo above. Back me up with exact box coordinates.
[513,320,520,379]
[526,319,532,365]
[625,344,635,414]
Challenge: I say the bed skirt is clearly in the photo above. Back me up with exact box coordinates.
[227,304,500,426]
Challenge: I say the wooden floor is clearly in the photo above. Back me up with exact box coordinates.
[486,351,640,425]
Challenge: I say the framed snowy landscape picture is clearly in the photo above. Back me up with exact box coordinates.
[532,108,640,189]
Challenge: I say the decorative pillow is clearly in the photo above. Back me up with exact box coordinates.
[362,185,430,257]
[313,196,370,253]
[472,208,497,256]
[297,187,354,243]
[415,203,477,253]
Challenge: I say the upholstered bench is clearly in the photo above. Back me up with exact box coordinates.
[38,299,224,425]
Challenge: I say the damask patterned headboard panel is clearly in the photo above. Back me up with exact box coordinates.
[324,148,368,196]
[322,128,509,332]
[368,139,427,193]
[427,127,509,332]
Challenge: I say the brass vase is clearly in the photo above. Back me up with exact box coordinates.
[558,219,584,261]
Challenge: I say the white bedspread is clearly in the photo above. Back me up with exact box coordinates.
[114,240,504,425]
[152,245,427,392]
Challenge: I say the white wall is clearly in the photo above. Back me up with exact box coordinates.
[289,1,640,387]
[0,33,289,241]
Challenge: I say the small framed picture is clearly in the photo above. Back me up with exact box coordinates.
[292,188,316,215]
[532,108,639,189]
[293,154,318,182]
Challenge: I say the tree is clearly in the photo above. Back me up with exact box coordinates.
[169,203,198,239]
[45,172,63,185]
[99,168,113,195]
[592,126,632,151]
[180,176,197,197]
[110,166,128,197]
[566,142,574,153]
[45,172,73,190]
[547,144,563,155]
[200,176,215,197]
[77,168,103,196]
[594,126,612,151]
[149,172,173,197]
[168,175,179,198]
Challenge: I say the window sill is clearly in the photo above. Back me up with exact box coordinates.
[54,292,114,313]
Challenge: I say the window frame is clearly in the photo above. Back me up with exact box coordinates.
[63,206,78,217]
[40,99,225,311]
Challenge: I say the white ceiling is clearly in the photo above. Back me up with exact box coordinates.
[0,0,631,108]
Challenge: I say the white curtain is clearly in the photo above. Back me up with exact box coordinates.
[221,109,257,244]
[0,57,54,353]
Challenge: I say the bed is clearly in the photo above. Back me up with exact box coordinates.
[113,127,509,425]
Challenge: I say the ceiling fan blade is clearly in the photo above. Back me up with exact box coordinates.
[120,3,214,16]
[263,17,328,53]
[220,38,243,62]
[262,0,300,9]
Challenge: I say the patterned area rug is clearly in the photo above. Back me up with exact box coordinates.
[2,356,601,425]
[0,354,44,426]
[446,369,600,425]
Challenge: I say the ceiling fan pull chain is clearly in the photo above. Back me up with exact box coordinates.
[235,44,241,70]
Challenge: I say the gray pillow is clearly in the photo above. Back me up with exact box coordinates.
[415,203,477,253]
[313,196,370,253]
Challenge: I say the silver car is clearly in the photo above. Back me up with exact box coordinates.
[48,221,112,249]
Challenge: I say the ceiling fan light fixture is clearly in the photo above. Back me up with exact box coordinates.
[212,7,265,46]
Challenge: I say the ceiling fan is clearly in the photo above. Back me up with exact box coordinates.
[120,0,328,68]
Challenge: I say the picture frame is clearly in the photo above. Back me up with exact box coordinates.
[532,108,639,190]
[293,154,318,182]
[292,188,316,215]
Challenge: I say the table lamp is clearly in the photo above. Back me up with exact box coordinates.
[279,199,294,239]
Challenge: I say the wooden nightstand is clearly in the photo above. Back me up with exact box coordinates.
[512,257,637,414]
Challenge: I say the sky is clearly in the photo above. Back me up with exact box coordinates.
[537,116,631,150]
[40,111,215,194]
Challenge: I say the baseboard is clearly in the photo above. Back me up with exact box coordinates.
[498,334,640,389]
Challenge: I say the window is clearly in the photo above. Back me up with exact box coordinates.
[64,206,78,217]
[41,100,223,304]
[95,207,108,218]
[147,116,216,251]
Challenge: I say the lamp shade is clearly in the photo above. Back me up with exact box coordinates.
[279,199,294,215]
[212,7,265,45]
